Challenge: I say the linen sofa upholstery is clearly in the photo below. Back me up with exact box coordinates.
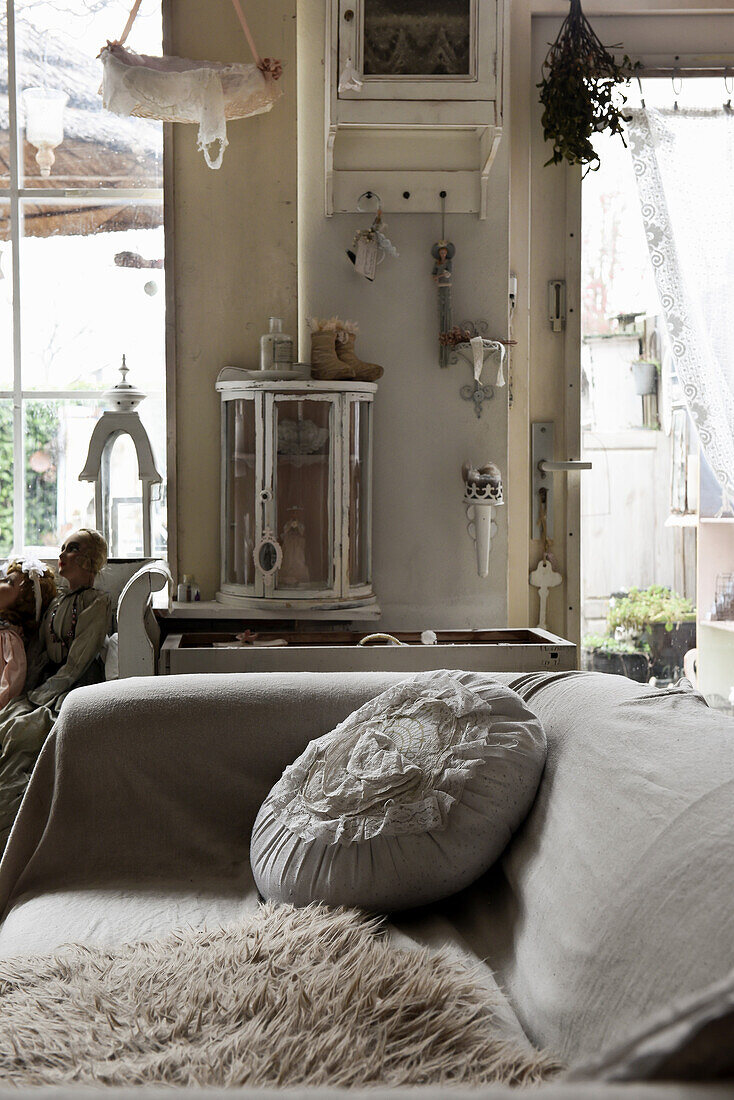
[0,669,731,1097]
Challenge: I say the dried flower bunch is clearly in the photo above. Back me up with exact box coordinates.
[538,0,638,173]
[439,327,516,350]
[439,326,474,347]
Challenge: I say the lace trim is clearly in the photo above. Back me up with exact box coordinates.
[627,108,734,513]
[265,671,519,846]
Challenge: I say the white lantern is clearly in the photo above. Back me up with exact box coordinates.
[23,87,68,177]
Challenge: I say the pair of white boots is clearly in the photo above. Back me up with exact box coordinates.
[309,319,384,382]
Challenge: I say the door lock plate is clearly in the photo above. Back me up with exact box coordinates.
[532,421,555,539]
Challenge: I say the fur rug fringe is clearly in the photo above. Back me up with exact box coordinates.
[0,901,562,1088]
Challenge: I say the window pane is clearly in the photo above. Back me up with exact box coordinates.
[131,392,167,556]
[19,204,165,391]
[24,399,103,549]
[0,203,12,389]
[0,401,13,556]
[15,0,162,189]
[24,396,166,554]
[0,20,9,189]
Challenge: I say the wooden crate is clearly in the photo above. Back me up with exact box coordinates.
[159,628,576,675]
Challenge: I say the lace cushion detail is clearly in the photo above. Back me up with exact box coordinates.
[251,671,547,912]
[267,675,503,844]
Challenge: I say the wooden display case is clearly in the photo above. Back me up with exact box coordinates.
[216,378,378,616]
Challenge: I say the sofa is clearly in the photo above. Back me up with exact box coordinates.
[0,668,731,1097]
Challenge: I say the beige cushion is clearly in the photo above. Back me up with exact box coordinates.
[460,671,734,1067]
[250,671,547,912]
[569,967,734,1082]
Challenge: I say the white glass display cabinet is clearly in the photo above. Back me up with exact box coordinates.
[217,379,379,615]
[326,0,504,216]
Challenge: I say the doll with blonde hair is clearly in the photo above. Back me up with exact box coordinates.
[0,529,111,851]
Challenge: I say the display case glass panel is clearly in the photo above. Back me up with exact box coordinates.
[362,0,471,77]
[348,399,371,587]
[225,398,257,587]
[273,398,334,592]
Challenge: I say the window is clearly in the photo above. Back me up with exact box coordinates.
[0,0,167,559]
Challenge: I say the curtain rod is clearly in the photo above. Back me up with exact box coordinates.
[636,66,732,76]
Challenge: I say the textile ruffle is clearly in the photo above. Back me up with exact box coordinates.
[100,44,283,169]
[266,671,518,846]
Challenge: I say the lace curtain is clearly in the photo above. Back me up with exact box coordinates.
[627,108,734,514]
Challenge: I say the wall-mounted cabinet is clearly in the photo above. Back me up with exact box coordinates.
[325,0,505,217]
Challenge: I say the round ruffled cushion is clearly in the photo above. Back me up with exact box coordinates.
[250,671,547,912]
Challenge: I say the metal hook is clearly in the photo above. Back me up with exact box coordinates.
[636,74,646,109]
[724,68,733,112]
[356,191,382,213]
[672,70,682,111]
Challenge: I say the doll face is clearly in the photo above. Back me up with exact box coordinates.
[438,247,448,262]
[58,531,95,588]
[0,571,25,612]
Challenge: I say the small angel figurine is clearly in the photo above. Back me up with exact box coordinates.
[432,239,455,367]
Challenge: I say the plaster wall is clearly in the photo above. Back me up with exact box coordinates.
[169,0,298,598]
[297,1,510,630]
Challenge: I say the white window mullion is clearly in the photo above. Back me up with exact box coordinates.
[7,0,24,553]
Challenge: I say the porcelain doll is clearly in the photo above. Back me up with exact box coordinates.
[0,558,57,710]
[0,529,112,852]
[279,517,310,586]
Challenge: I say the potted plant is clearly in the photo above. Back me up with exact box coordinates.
[607,585,696,681]
[631,358,659,396]
[582,633,650,683]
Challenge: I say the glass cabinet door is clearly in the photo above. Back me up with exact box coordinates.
[337,0,496,102]
[363,0,471,78]
[270,396,336,593]
[347,397,372,589]
[224,397,257,588]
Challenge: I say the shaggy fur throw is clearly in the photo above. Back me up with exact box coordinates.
[0,902,561,1088]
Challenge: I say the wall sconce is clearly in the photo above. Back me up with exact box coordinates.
[462,462,504,578]
[23,87,68,178]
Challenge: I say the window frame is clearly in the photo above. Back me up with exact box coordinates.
[0,0,175,564]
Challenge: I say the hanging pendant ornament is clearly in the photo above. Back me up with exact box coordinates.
[432,193,455,368]
[347,195,398,282]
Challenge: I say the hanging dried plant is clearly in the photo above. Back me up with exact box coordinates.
[538,0,638,173]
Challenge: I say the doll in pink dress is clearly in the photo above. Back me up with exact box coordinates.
[0,558,57,709]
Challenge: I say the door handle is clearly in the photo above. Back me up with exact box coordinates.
[531,422,592,539]
[538,459,592,474]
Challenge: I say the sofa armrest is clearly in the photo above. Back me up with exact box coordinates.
[116,561,171,677]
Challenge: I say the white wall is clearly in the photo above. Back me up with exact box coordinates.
[296,1,510,630]
[170,0,298,599]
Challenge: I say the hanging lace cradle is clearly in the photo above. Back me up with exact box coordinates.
[99,0,283,169]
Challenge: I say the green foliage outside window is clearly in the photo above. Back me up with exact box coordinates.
[0,403,60,556]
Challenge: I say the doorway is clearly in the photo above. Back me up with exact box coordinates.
[525,14,734,707]
[580,75,734,703]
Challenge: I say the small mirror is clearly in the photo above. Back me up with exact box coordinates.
[254,537,282,576]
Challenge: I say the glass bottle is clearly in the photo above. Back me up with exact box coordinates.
[260,316,294,372]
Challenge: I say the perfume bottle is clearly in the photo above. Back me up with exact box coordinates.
[260,316,294,371]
